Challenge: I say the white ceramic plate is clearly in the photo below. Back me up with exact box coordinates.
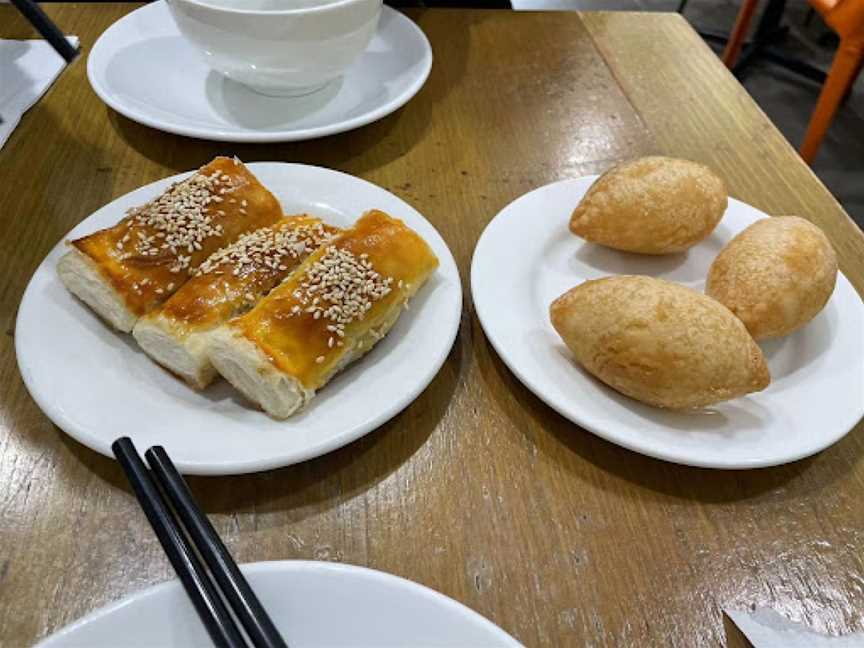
[471,176,864,469]
[86,2,432,142]
[36,561,521,647]
[16,163,461,475]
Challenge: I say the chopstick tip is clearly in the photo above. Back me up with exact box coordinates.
[111,436,135,457]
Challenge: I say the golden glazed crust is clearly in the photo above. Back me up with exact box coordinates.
[150,216,339,337]
[231,209,439,390]
[70,157,283,317]
[549,276,770,409]
[569,156,727,254]
[706,216,838,340]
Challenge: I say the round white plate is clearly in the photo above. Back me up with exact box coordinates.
[471,176,864,469]
[16,163,461,475]
[36,561,521,647]
[86,2,432,142]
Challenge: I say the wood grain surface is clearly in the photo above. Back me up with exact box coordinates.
[2,6,863,647]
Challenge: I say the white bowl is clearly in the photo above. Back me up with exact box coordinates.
[166,0,383,96]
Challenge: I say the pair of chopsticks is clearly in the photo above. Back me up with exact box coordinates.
[111,438,287,648]
[9,0,79,63]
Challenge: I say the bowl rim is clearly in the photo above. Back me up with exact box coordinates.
[169,0,380,17]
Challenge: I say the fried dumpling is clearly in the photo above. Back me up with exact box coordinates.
[570,156,727,255]
[550,275,770,409]
[706,216,837,340]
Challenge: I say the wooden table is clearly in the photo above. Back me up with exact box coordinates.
[2,5,864,646]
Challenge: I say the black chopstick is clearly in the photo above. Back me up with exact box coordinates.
[111,438,247,648]
[9,0,80,64]
[145,446,288,648]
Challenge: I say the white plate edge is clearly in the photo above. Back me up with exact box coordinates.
[36,560,523,648]
[85,3,433,143]
[469,175,864,469]
[15,162,462,475]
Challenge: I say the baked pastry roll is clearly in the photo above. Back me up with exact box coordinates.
[133,216,339,388]
[570,156,727,254]
[706,216,838,340]
[57,157,282,332]
[550,276,770,409]
[208,209,439,419]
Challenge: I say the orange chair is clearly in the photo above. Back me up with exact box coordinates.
[723,0,864,164]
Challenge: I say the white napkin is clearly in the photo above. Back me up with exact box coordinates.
[0,36,78,149]
[726,607,864,647]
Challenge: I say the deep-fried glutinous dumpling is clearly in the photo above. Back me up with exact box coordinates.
[550,276,770,409]
[569,156,727,254]
[706,216,837,340]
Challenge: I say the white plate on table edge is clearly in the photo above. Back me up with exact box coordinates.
[36,560,522,647]
[470,176,864,469]
[16,163,461,475]
[86,2,432,142]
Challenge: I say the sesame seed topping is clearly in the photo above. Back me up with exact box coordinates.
[194,221,333,278]
[315,355,325,364]
[285,246,394,341]
[117,168,238,273]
